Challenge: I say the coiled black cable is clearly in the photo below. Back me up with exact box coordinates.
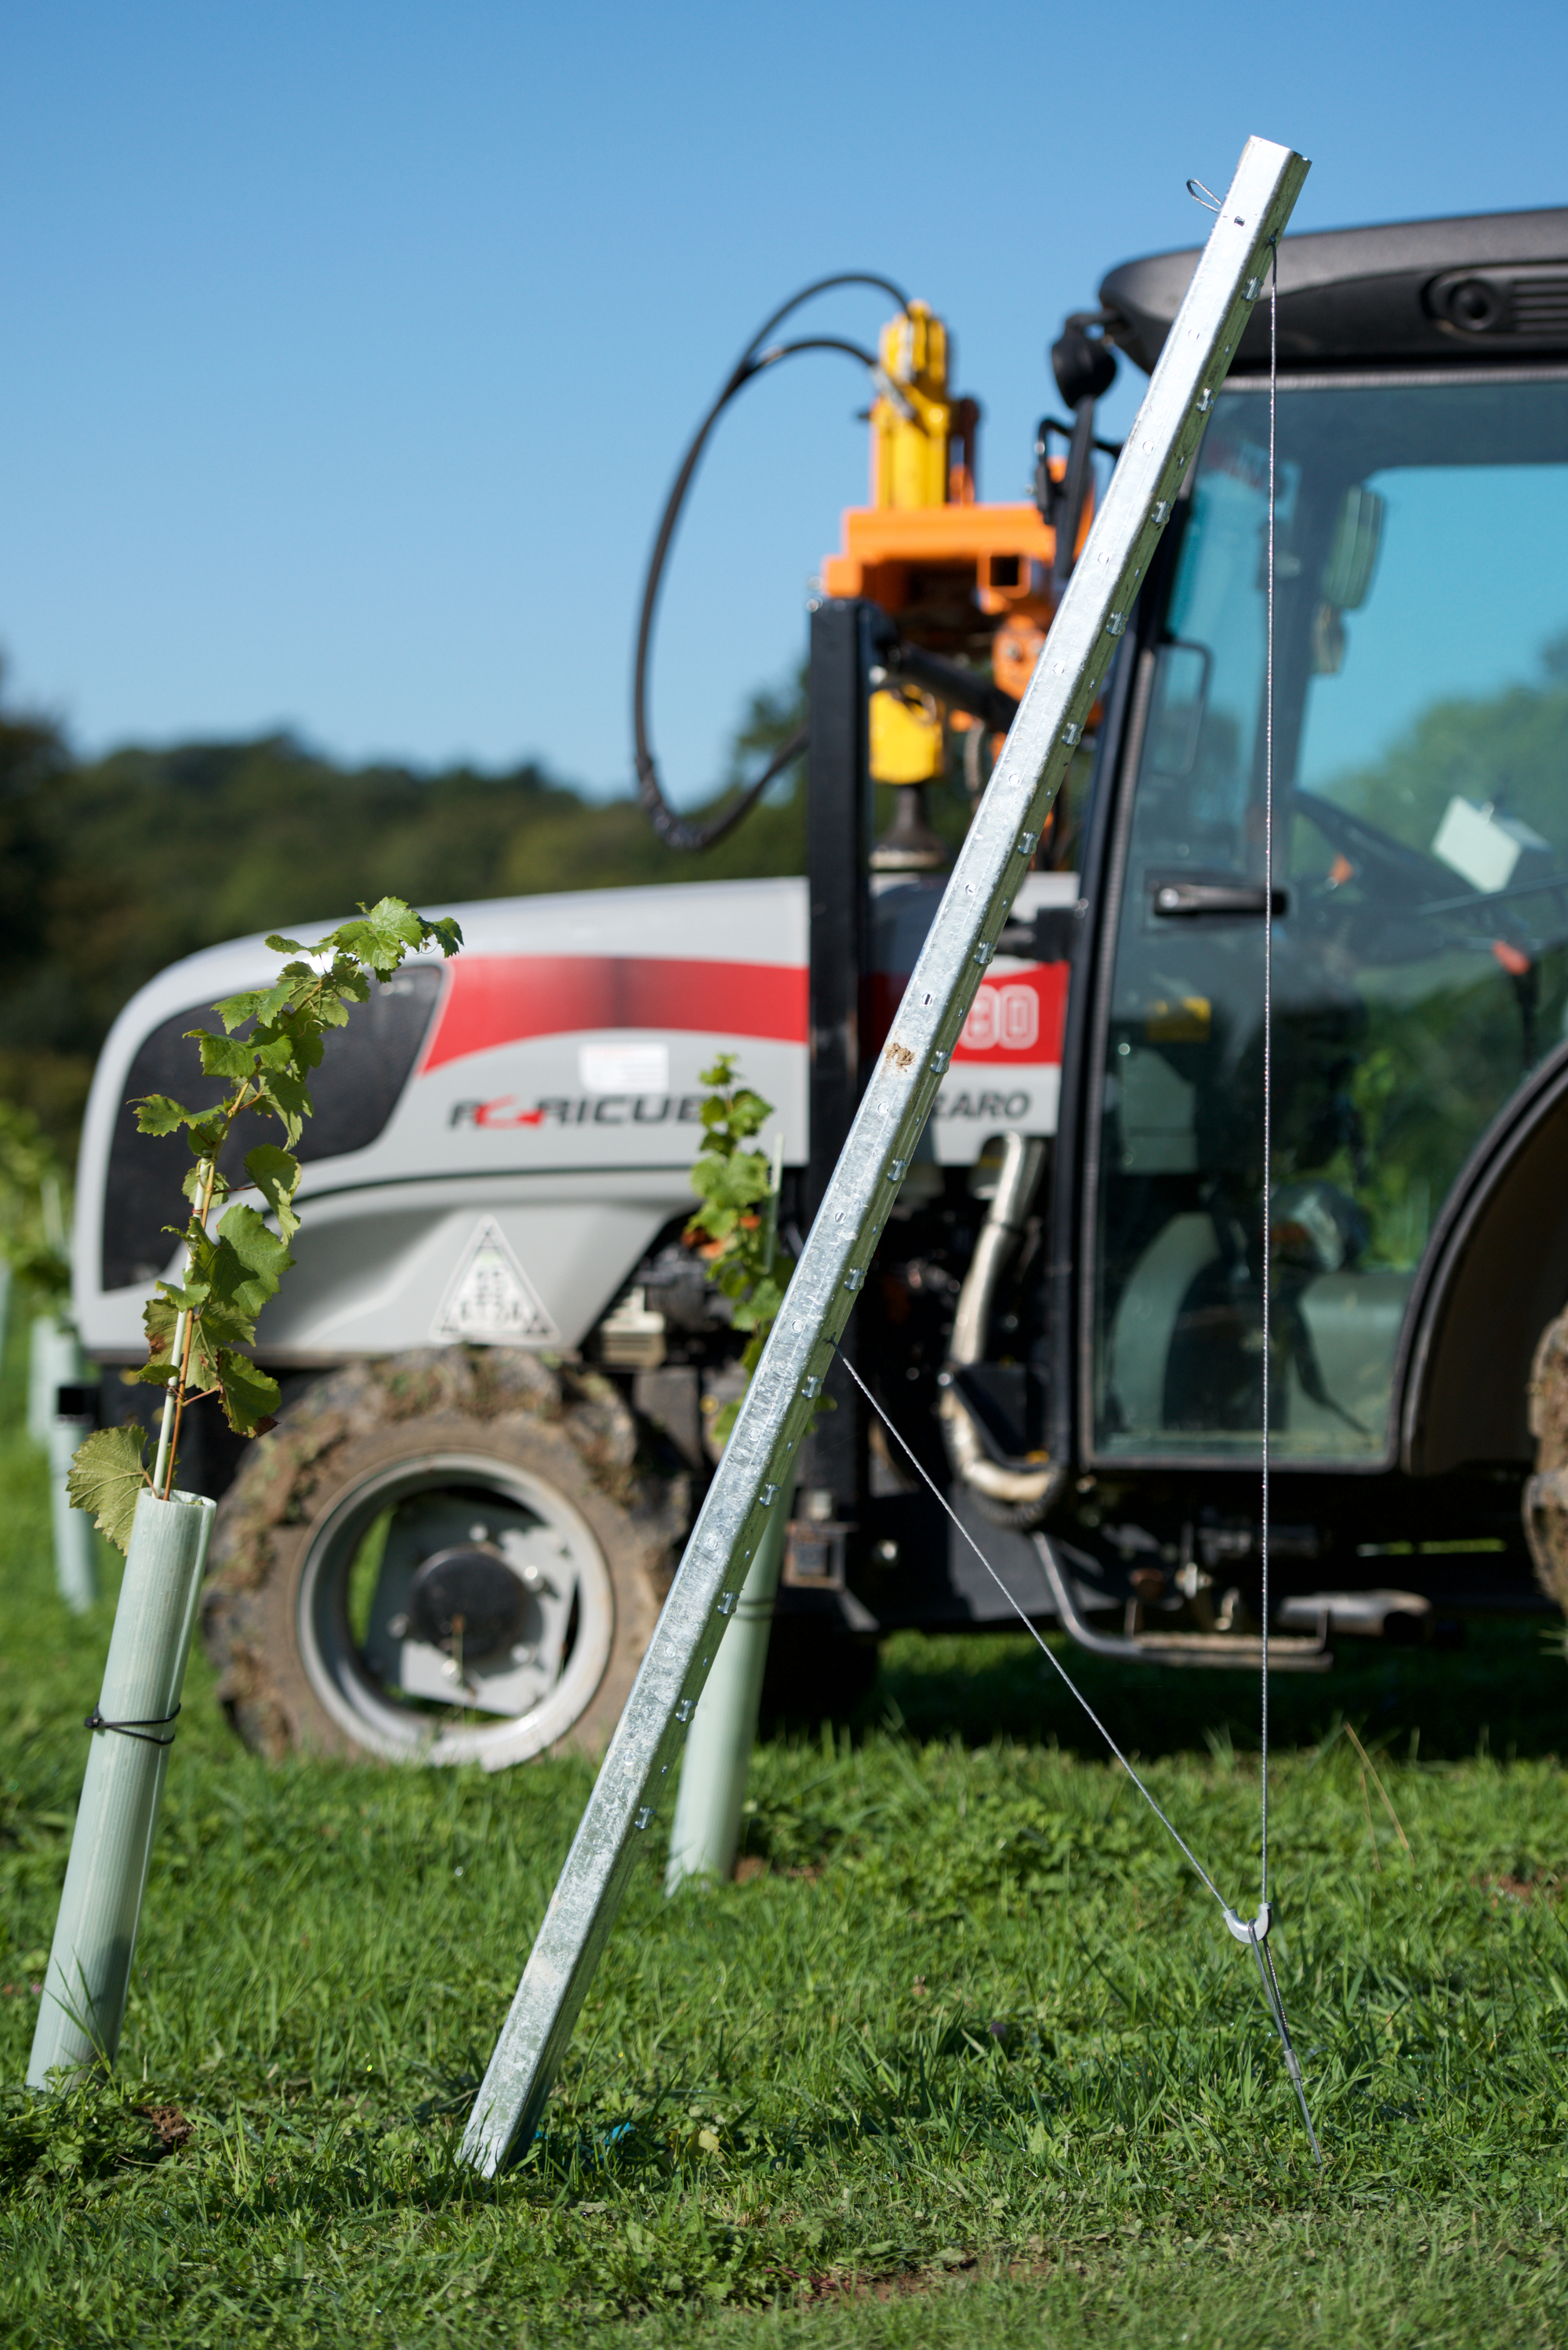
[633,273,909,851]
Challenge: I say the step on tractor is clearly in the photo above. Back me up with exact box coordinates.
[72,202,1568,1768]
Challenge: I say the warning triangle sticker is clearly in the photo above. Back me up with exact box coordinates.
[434,1217,558,1344]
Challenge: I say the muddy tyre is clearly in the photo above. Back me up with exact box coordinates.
[202,1349,686,1768]
[1525,1310,1568,1618]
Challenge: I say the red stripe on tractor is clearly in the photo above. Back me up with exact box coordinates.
[951,963,1068,1064]
[867,963,1069,1067]
[420,954,810,1073]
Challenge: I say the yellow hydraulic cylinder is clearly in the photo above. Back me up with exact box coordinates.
[869,686,944,782]
[872,300,952,510]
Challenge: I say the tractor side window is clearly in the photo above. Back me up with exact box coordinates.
[1091,376,1568,1462]
[101,965,444,1292]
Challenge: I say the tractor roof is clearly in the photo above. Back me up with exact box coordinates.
[1100,205,1568,375]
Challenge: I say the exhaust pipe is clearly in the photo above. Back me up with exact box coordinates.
[939,1131,1063,1520]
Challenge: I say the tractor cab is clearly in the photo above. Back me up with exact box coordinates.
[785,211,1568,1663]
[1089,212,1568,1469]
[1038,208,1568,1630]
[812,207,1568,1653]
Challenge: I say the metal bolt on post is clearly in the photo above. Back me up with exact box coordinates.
[27,1487,216,2087]
[459,133,1310,2178]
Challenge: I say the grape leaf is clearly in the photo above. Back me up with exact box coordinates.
[191,1027,258,1081]
[261,1067,313,1137]
[244,1143,302,1243]
[334,897,428,975]
[252,1026,297,1071]
[140,1286,194,1385]
[118,895,462,1488]
[216,977,296,1032]
[67,1424,151,1555]
[135,1094,198,1136]
[217,1200,292,1285]
[214,1349,281,1436]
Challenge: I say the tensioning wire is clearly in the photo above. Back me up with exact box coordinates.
[1191,179,1283,1915]
[839,1352,1323,2163]
[1260,231,1279,1908]
[829,196,1326,2159]
[840,1354,1228,1909]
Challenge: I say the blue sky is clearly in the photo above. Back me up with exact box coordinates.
[2,1,1566,805]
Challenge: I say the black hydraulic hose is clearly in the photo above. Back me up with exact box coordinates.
[1052,403,1099,594]
[881,639,1018,736]
[633,274,910,852]
[1037,413,1124,462]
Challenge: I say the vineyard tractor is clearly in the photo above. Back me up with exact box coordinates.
[71,201,1568,1769]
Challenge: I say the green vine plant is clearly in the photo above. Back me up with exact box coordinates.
[67,899,462,1550]
[684,1054,794,1448]
[0,1100,73,1310]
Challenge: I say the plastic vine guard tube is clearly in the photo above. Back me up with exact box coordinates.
[28,1487,215,2087]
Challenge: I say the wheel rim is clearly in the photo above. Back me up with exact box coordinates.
[295,1449,615,1765]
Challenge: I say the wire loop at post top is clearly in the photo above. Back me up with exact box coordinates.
[1224,1901,1272,1945]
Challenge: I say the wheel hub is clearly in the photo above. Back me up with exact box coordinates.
[294,1453,619,1765]
[406,1545,529,1661]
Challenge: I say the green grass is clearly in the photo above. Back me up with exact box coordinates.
[5,1310,1568,2345]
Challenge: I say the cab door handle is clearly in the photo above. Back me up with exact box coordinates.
[1152,881,1287,917]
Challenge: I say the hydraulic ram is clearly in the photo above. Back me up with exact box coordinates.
[461,131,1310,2176]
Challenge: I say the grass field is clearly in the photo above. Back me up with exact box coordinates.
[5,1312,1568,2346]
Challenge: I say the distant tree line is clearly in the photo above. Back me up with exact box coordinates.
[0,668,808,1160]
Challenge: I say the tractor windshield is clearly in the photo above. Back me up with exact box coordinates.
[1092,371,1568,1462]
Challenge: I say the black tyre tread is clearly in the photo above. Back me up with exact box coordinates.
[201,1348,688,1763]
[1525,1309,1568,1617]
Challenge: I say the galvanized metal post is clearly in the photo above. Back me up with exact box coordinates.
[460,135,1309,2177]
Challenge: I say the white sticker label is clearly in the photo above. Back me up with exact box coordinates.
[579,1041,670,1094]
[434,1217,557,1343]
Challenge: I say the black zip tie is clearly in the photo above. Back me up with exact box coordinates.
[84,1704,180,1747]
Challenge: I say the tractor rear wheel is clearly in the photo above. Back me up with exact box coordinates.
[201,1348,686,1768]
[1525,1309,1568,1622]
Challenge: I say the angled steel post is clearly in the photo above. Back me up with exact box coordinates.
[461,133,1310,2177]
